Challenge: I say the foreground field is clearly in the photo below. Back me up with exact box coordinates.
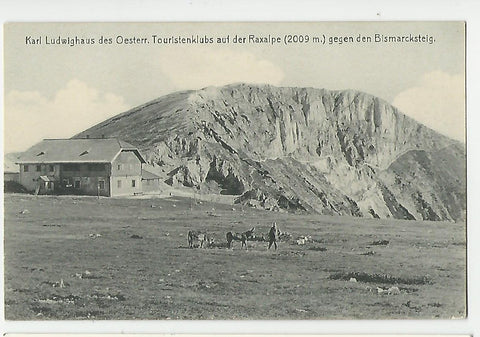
[4,193,466,319]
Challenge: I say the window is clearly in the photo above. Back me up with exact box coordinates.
[132,180,136,187]
[117,180,122,188]
[74,180,80,189]
[117,164,122,170]
[36,165,41,172]
[99,180,105,190]
[89,164,105,171]
[23,165,29,172]
[64,164,80,171]
[49,165,54,172]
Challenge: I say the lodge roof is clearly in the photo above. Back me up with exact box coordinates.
[16,138,146,164]
[142,169,161,180]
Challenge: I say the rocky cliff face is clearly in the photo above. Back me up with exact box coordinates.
[76,84,466,221]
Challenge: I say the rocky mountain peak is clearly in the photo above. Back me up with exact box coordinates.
[76,84,465,221]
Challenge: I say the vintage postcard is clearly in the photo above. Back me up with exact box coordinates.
[3,22,466,320]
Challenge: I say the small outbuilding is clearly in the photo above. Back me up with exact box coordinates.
[4,153,20,183]
[141,169,162,193]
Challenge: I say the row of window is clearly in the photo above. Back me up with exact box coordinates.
[116,163,138,171]
[64,163,106,172]
[23,163,138,173]
[62,178,104,189]
[117,179,136,188]
[23,164,107,172]
[24,164,55,173]
[67,179,137,189]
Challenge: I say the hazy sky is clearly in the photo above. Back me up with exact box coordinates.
[4,22,465,152]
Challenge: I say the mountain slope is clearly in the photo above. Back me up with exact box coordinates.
[76,84,466,221]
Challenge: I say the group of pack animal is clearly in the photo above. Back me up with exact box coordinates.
[187,223,280,250]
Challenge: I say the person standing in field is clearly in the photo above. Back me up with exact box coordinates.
[268,222,279,250]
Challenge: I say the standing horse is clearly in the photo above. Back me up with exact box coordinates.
[226,227,255,249]
[188,230,214,248]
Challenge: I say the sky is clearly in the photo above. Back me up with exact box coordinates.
[4,21,465,153]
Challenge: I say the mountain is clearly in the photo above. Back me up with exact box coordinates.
[75,84,466,221]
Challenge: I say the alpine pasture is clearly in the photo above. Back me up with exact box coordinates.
[4,193,466,319]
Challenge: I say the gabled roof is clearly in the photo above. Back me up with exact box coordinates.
[142,169,161,180]
[4,152,21,173]
[16,138,146,164]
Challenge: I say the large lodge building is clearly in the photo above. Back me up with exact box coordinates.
[15,138,160,197]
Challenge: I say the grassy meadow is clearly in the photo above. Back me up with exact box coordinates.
[3,193,466,319]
